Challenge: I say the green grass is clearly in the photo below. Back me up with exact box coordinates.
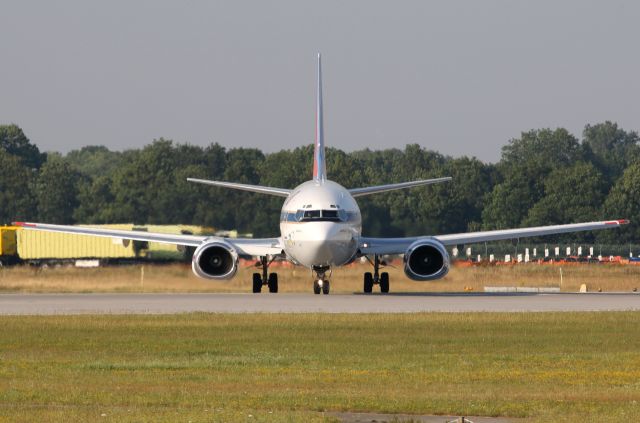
[1,313,640,422]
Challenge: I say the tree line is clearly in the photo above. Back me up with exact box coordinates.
[1,122,639,242]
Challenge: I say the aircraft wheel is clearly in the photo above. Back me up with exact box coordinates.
[252,273,262,293]
[313,280,322,295]
[380,272,389,293]
[322,280,330,295]
[268,273,278,293]
[363,272,373,293]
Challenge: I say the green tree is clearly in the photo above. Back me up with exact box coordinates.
[259,146,311,189]
[35,159,82,224]
[523,162,606,240]
[64,146,123,178]
[501,128,584,174]
[601,163,640,242]
[423,156,494,234]
[108,139,190,224]
[482,177,534,229]
[73,175,118,223]
[221,148,272,235]
[483,128,585,229]
[6,122,638,242]
[0,124,45,169]
[582,121,640,184]
[0,149,36,224]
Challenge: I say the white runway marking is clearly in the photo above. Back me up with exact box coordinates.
[0,292,639,314]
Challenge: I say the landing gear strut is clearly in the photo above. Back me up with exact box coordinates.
[312,266,331,295]
[363,254,389,294]
[252,255,278,293]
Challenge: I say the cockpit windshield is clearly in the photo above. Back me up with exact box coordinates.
[303,210,321,220]
[322,210,339,219]
[282,208,354,223]
[298,209,343,222]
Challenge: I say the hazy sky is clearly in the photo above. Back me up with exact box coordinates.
[1,1,638,162]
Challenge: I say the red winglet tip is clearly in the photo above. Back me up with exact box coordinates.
[12,222,36,227]
[606,219,630,225]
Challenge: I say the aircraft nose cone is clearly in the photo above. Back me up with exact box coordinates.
[318,223,343,242]
[287,222,357,267]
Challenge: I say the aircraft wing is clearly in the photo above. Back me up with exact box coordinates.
[359,220,629,255]
[12,222,283,257]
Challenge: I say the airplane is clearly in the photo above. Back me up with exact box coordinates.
[14,54,629,295]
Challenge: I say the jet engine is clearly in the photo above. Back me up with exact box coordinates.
[403,238,450,281]
[192,240,238,280]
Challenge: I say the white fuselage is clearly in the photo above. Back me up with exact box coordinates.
[280,180,362,268]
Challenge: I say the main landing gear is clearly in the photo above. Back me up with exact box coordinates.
[252,256,278,293]
[312,266,331,295]
[363,254,389,294]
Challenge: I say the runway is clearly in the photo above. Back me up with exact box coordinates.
[0,292,639,314]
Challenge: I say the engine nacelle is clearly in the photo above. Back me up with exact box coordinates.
[404,238,450,281]
[192,240,238,280]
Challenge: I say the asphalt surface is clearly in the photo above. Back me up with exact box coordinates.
[0,292,639,314]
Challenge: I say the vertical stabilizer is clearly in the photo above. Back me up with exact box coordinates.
[313,53,327,182]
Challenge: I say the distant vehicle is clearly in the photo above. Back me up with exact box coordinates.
[14,55,629,294]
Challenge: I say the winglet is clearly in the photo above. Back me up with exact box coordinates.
[12,222,36,227]
[605,219,630,225]
[313,53,327,182]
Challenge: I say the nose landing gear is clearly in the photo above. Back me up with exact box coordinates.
[252,255,278,293]
[363,254,389,294]
[312,266,331,295]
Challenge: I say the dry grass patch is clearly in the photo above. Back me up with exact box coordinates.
[1,261,640,293]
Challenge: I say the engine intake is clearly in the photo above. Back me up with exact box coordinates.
[192,240,238,280]
[404,238,450,281]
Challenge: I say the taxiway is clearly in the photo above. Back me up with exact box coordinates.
[0,292,639,314]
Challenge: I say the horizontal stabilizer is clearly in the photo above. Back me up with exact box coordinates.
[348,177,452,197]
[187,178,291,197]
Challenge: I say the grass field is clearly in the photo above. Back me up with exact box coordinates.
[1,313,640,422]
[2,261,640,293]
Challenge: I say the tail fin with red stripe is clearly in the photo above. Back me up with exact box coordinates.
[313,53,327,182]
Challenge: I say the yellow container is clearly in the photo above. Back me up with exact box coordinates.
[0,226,18,256]
[144,225,214,252]
[14,224,216,260]
[17,229,138,259]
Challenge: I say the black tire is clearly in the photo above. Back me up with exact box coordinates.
[322,280,330,295]
[380,272,389,293]
[252,273,262,293]
[268,273,278,293]
[364,272,373,293]
[313,280,321,295]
